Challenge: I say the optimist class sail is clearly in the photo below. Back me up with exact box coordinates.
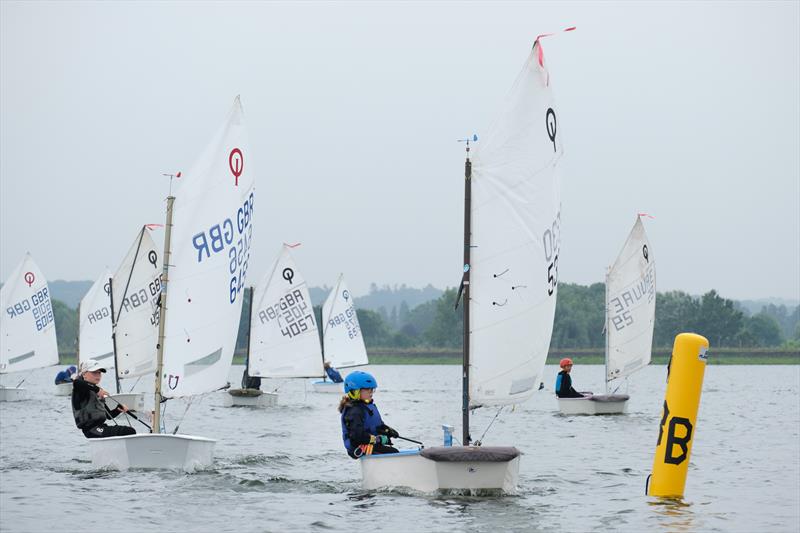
[78,270,115,367]
[467,39,563,408]
[322,274,368,369]
[0,253,59,374]
[112,226,162,378]
[605,216,656,385]
[248,245,323,378]
[160,96,255,398]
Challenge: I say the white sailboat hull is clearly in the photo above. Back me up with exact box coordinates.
[311,381,343,394]
[360,447,519,494]
[0,386,27,402]
[224,388,278,407]
[88,433,216,471]
[54,382,73,396]
[557,394,629,415]
[107,392,146,413]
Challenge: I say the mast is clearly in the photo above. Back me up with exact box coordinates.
[462,141,472,446]
[320,301,327,382]
[320,276,341,378]
[108,277,121,394]
[153,195,175,434]
[604,267,610,395]
[76,301,81,372]
[243,285,254,388]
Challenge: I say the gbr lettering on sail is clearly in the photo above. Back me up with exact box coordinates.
[191,191,254,304]
[190,152,255,305]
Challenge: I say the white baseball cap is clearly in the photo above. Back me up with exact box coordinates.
[80,359,107,373]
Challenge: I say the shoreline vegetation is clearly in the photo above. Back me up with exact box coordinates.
[47,283,800,365]
[59,347,800,366]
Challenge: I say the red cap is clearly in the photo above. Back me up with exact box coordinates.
[559,358,573,368]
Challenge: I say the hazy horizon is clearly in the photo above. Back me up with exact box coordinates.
[2,2,798,302]
[33,278,800,307]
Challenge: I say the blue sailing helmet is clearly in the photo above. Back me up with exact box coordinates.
[67,366,77,375]
[344,371,377,393]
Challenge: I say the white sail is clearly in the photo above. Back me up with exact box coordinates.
[469,41,563,407]
[248,245,323,378]
[322,275,368,369]
[78,269,114,368]
[112,226,162,378]
[606,216,656,383]
[0,253,59,374]
[161,96,254,398]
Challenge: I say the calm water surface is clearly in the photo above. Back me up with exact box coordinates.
[1,364,798,532]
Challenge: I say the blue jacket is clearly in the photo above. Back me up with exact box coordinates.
[55,366,76,385]
[325,366,343,383]
[340,400,383,456]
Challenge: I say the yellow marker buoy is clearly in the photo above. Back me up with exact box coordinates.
[647,332,709,498]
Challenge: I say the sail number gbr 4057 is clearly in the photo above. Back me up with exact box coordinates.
[191,191,254,304]
[258,290,315,339]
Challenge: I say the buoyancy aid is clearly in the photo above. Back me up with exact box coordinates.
[341,400,383,454]
[71,378,110,430]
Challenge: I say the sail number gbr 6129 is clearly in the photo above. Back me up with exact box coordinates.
[543,210,561,296]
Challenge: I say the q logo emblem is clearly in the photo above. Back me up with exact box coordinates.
[229,148,244,186]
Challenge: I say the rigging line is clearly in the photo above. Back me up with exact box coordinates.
[321,275,343,340]
[127,376,142,393]
[169,384,228,434]
[270,379,288,393]
[171,396,194,435]
[104,395,152,431]
[14,372,31,389]
[114,225,147,324]
[474,406,504,446]
[160,399,168,434]
[101,400,121,426]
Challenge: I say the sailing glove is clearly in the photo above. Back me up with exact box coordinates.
[380,425,400,439]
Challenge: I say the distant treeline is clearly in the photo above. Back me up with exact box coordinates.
[49,282,800,354]
[245,283,800,352]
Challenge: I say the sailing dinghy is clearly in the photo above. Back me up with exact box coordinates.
[360,35,567,493]
[88,96,254,470]
[105,225,167,413]
[54,270,115,397]
[558,216,655,415]
[0,253,60,401]
[224,286,276,406]
[312,274,368,393]
[227,244,323,406]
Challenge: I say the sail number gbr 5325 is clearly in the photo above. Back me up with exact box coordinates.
[543,210,561,296]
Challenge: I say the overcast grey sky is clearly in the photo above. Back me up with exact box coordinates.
[2,1,798,301]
